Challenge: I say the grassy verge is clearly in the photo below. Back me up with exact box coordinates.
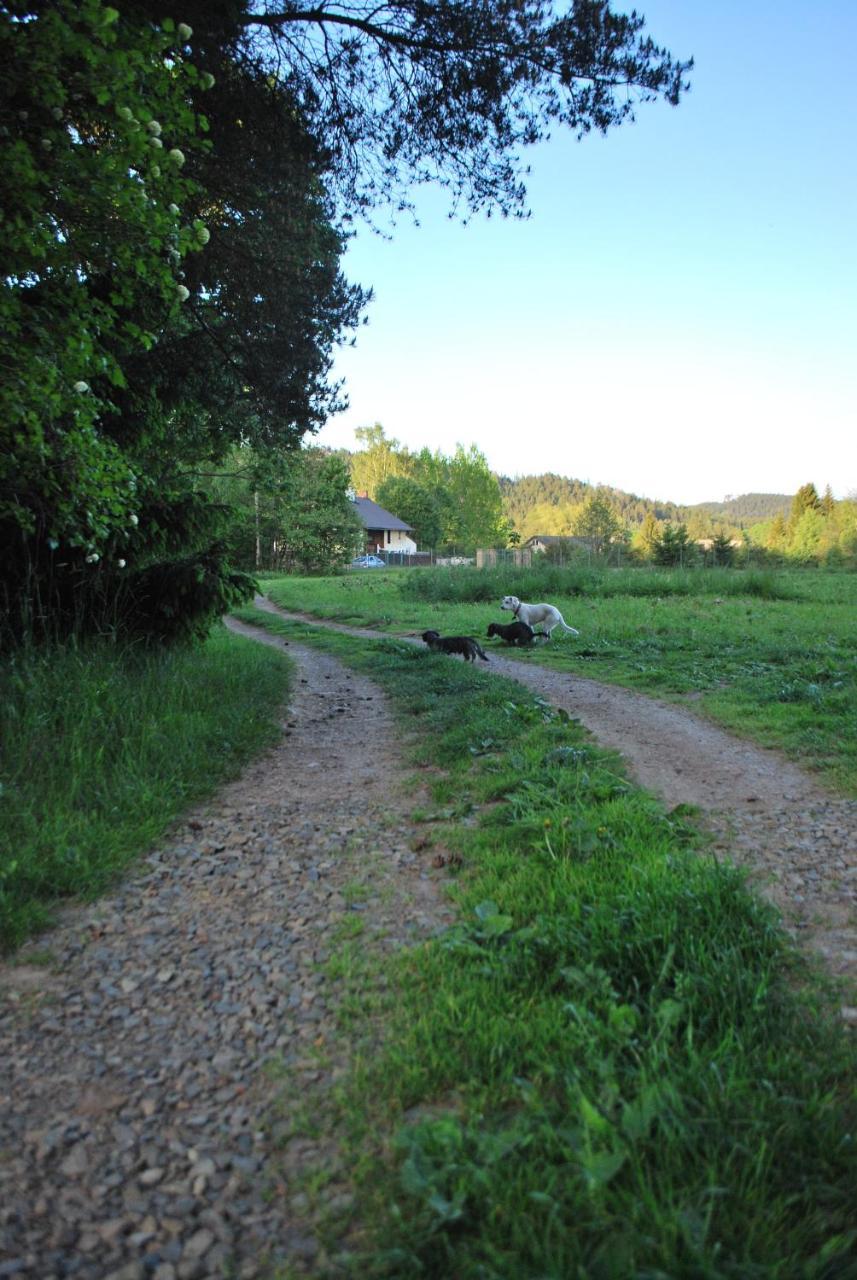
[260,570,857,793]
[0,624,292,951]
[234,605,857,1280]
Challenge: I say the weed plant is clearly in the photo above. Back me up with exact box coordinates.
[0,626,292,950]
[234,604,857,1279]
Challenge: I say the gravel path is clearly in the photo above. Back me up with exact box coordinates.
[2,600,854,1279]
[0,629,453,1279]
[252,597,857,1002]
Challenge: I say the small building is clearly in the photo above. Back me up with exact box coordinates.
[523,535,593,554]
[352,495,417,555]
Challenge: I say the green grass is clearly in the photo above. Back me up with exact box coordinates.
[233,604,857,1280]
[260,568,857,792]
[0,625,293,950]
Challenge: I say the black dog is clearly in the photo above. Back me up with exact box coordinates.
[422,630,489,662]
[486,620,536,647]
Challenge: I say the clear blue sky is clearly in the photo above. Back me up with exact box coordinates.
[312,0,855,507]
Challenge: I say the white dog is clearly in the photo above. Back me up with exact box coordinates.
[500,595,579,639]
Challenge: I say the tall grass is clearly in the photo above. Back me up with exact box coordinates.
[234,606,857,1279]
[399,564,802,604]
[0,626,292,950]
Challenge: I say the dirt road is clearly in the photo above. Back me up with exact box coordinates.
[251,596,857,999]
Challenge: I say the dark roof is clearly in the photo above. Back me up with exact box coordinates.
[352,497,413,531]
[524,534,591,546]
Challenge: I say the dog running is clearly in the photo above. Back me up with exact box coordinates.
[500,595,579,639]
[421,629,489,662]
[486,619,535,646]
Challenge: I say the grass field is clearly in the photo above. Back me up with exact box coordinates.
[233,603,857,1280]
[261,566,857,793]
[0,626,293,951]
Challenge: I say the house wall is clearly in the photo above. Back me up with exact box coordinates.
[365,527,417,554]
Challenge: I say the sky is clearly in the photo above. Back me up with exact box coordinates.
[310,1,856,507]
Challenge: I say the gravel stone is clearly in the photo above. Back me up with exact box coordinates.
[0,631,452,1277]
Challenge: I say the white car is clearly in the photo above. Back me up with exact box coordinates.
[351,554,385,568]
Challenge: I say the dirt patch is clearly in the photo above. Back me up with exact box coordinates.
[253,596,857,1003]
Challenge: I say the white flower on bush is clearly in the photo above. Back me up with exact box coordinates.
[150,163,161,178]
[168,148,185,167]
[176,284,190,302]
[168,203,180,215]
[147,120,162,136]
[149,136,163,149]
[129,513,139,526]
[117,107,134,122]
[73,380,89,393]
[41,138,52,150]
[201,72,215,90]
[117,559,127,569]
[85,553,100,564]
[177,22,193,41]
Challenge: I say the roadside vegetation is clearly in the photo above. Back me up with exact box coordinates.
[233,602,857,1280]
[0,627,292,951]
[261,566,857,793]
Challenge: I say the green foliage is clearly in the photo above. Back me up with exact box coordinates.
[212,447,364,575]
[573,490,624,557]
[350,425,413,499]
[1,0,368,644]
[651,522,697,567]
[710,531,736,566]
[0,626,292,949]
[1,0,204,554]
[349,427,505,552]
[376,475,444,549]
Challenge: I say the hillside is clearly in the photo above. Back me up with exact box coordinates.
[686,493,792,524]
[498,474,792,533]
[497,473,685,529]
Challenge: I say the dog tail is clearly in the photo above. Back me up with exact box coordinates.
[560,622,580,635]
[477,644,489,661]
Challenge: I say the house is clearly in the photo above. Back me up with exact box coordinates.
[352,495,417,555]
[524,535,593,554]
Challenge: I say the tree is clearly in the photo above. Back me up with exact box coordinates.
[573,491,621,557]
[820,484,836,516]
[789,483,821,529]
[766,513,788,551]
[637,512,661,560]
[412,445,505,551]
[652,522,695,567]
[710,532,735,567]
[240,1,692,218]
[1,1,205,574]
[349,425,412,499]
[789,508,825,564]
[2,0,367,642]
[210,447,363,573]
[376,475,443,548]
[3,0,690,642]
